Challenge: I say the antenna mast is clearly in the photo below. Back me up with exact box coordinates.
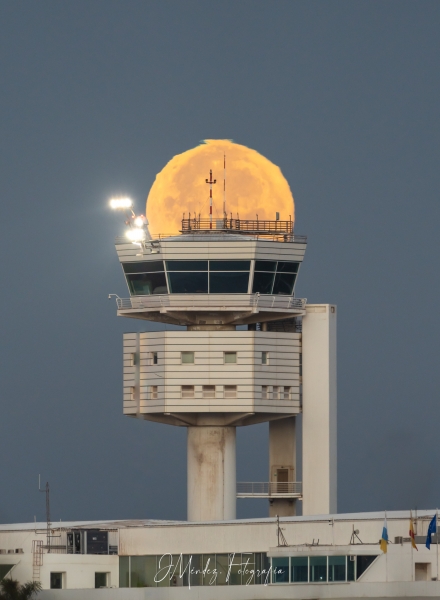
[223,154,226,218]
[205,169,217,229]
[39,475,51,553]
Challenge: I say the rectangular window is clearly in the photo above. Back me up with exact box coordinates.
[126,272,168,296]
[262,386,268,400]
[123,260,164,274]
[181,351,194,364]
[272,386,279,400]
[166,260,208,271]
[130,353,137,367]
[130,386,135,401]
[202,385,215,398]
[224,385,237,398]
[50,573,64,589]
[328,556,346,582]
[95,572,109,588]
[209,272,249,293]
[272,557,289,583]
[150,386,158,400]
[224,352,237,364]
[167,271,208,294]
[181,385,195,398]
[283,386,291,400]
[209,260,251,271]
[261,351,269,364]
[152,352,158,365]
[272,272,296,295]
[310,556,327,582]
[291,557,308,582]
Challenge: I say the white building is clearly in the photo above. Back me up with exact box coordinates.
[0,511,438,597]
[1,216,437,598]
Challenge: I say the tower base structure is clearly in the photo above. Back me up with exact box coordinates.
[187,426,236,522]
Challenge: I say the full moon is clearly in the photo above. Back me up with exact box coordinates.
[146,139,295,236]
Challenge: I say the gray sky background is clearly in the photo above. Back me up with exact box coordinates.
[1,0,439,523]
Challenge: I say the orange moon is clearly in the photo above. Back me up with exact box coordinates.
[146,139,294,236]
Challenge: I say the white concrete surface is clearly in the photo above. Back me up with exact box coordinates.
[187,427,236,521]
[301,304,337,516]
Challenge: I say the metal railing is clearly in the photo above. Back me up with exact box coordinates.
[116,294,306,312]
[237,482,302,497]
[115,231,307,245]
[181,217,295,235]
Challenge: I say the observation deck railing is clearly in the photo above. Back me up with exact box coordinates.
[181,217,295,234]
[115,294,306,312]
[236,482,302,498]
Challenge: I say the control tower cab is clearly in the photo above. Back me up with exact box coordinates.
[112,215,336,522]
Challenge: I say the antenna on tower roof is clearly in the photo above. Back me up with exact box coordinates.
[223,154,226,219]
[205,169,217,230]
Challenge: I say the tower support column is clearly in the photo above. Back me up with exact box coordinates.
[187,427,236,522]
[302,304,337,516]
[269,417,297,517]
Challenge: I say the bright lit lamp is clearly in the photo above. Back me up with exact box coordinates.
[110,197,133,210]
[126,228,146,242]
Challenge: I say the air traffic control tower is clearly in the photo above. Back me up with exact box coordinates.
[111,213,336,522]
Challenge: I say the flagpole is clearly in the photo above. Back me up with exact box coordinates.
[411,510,413,582]
[385,511,388,583]
[436,508,438,581]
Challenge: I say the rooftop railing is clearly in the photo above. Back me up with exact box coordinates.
[115,294,306,312]
[236,482,302,498]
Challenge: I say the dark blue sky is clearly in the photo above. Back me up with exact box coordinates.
[1,1,439,522]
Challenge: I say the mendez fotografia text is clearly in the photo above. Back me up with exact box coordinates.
[154,553,282,587]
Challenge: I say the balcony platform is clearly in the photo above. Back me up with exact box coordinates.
[237,482,302,499]
[115,294,306,326]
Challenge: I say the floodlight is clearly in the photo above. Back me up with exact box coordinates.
[110,197,133,210]
[134,216,145,227]
[126,228,146,242]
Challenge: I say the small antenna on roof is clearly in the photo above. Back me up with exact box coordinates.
[223,154,226,219]
[205,170,217,230]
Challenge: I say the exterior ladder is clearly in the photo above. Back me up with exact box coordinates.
[32,540,43,582]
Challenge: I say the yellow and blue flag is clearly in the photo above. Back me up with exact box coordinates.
[380,517,388,553]
[426,514,437,550]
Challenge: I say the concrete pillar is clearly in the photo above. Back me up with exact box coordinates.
[302,304,337,515]
[268,417,297,517]
[187,427,236,521]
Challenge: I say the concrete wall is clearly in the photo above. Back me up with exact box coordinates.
[116,237,307,265]
[123,331,301,420]
[187,427,236,521]
[36,580,440,599]
[301,304,337,516]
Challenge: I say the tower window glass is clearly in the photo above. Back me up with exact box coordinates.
[150,386,158,400]
[252,261,299,295]
[165,260,250,294]
[202,385,215,398]
[151,352,158,365]
[224,352,237,364]
[123,261,168,296]
[261,386,268,399]
[261,351,269,364]
[224,385,237,398]
[126,272,168,296]
[181,385,195,398]
[181,352,194,364]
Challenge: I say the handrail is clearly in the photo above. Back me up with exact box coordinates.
[115,294,306,311]
[237,482,302,496]
[115,233,307,244]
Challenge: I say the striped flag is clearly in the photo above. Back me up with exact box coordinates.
[409,511,418,550]
[380,517,388,553]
